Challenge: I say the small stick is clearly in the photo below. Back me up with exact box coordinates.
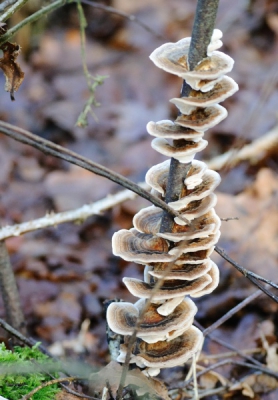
[202,289,262,336]
[0,241,26,336]
[0,0,29,22]
[0,0,67,43]
[160,0,220,234]
[0,121,188,224]
[0,0,18,13]
[0,183,148,241]
[20,376,86,400]
[215,246,278,294]
[1,122,277,302]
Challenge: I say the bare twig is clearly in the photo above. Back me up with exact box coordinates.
[202,289,262,336]
[81,0,165,41]
[0,241,26,336]
[0,0,18,13]
[182,359,278,388]
[0,315,51,355]
[169,357,278,390]
[206,124,278,171]
[197,323,265,368]
[20,376,82,400]
[215,246,278,294]
[199,348,262,361]
[160,0,219,233]
[0,0,29,22]
[116,260,177,399]
[0,0,67,45]
[1,122,277,304]
[0,183,148,241]
[0,121,188,224]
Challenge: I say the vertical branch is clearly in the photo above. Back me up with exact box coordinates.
[0,241,26,336]
[160,0,220,234]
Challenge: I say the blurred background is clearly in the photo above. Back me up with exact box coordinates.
[0,0,277,390]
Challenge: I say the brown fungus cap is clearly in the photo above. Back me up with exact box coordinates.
[106,297,197,343]
[168,170,221,211]
[123,274,212,300]
[147,120,204,141]
[148,259,213,281]
[112,229,175,264]
[151,137,208,163]
[145,160,170,196]
[184,160,208,190]
[170,76,238,114]
[191,262,219,298]
[174,193,217,224]
[157,209,221,242]
[175,104,227,132]
[149,36,234,85]
[134,207,220,242]
[119,326,203,369]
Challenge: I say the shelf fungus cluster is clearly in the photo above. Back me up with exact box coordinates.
[107,29,238,376]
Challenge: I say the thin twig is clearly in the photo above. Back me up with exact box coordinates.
[20,376,82,400]
[206,125,278,171]
[0,316,51,355]
[1,122,278,303]
[81,0,165,41]
[215,246,278,294]
[0,241,26,336]
[116,260,178,399]
[0,121,188,224]
[0,0,29,22]
[182,358,278,388]
[170,357,278,390]
[160,0,219,233]
[199,348,262,361]
[0,183,148,241]
[202,289,262,336]
[0,0,18,13]
[0,0,67,45]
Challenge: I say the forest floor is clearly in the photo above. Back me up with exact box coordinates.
[0,0,278,399]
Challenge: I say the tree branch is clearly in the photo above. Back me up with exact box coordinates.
[159,0,220,234]
[0,121,187,223]
[0,0,67,44]
[0,184,148,241]
[0,241,26,336]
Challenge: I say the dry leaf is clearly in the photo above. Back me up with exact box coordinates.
[244,374,278,394]
[89,361,170,399]
[229,381,255,398]
[198,365,228,389]
[0,41,25,100]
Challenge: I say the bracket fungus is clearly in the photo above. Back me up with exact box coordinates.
[107,29,238,376]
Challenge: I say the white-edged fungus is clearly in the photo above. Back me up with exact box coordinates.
[123,275,212,300]
[175,104,228,132]
[170,76,238,113]
[117,326,203,370]
[106,298,197,343]
[151,137,208,163]
[107,27,237,375]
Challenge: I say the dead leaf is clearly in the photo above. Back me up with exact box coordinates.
[199,367,228,389]
[229,381,255,398]
[89,361,170,399]
[244,374,278,394]
[0,41,24,100]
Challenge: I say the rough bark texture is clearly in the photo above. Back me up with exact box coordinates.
[0,241,26,336]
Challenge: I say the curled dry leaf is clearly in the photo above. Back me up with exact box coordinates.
[89,361,170,399]
[0,41,25,100]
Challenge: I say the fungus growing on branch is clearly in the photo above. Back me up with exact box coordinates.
[107,28,238,376]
